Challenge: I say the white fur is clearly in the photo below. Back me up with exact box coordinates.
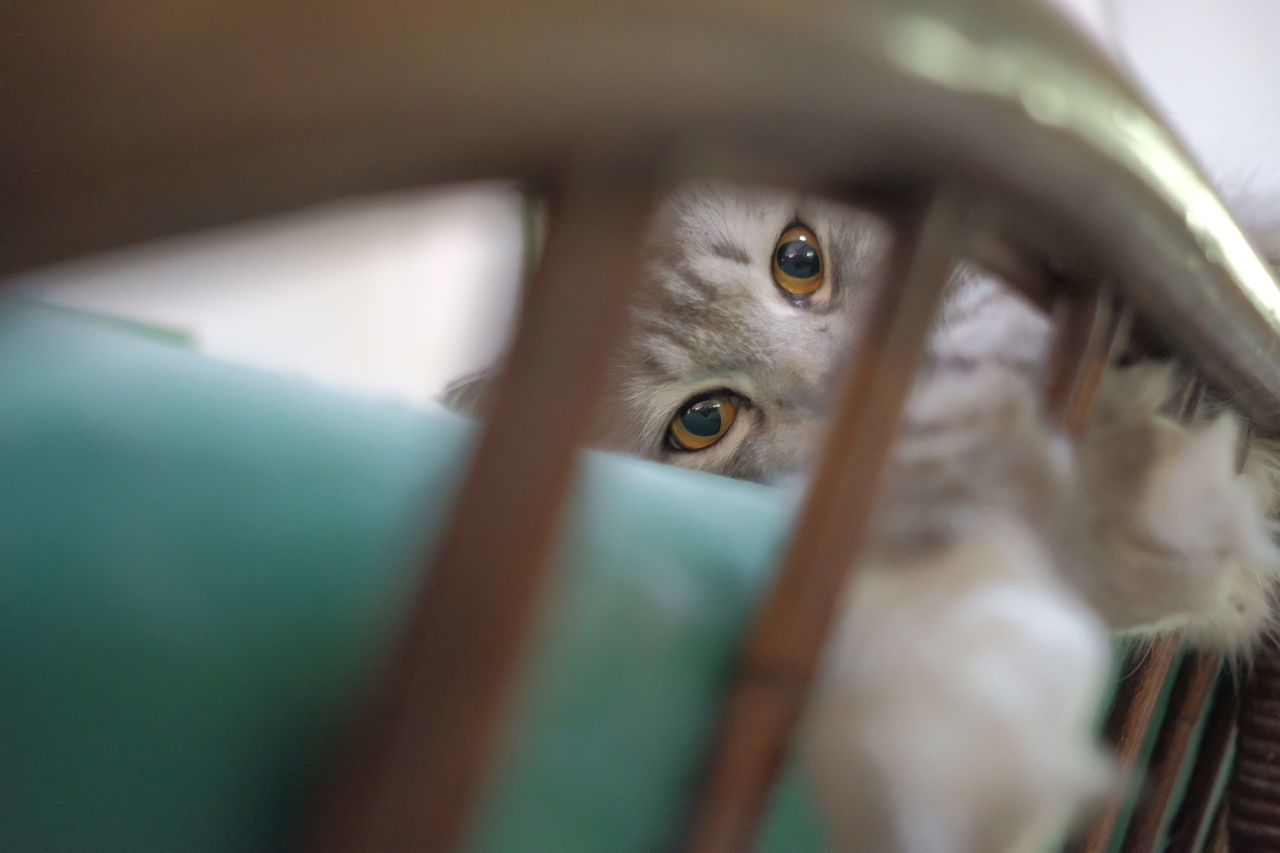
[806,514,1112,853]
[1082,365,1280,651]
[801,363,1280,852]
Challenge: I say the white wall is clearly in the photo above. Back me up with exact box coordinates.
[1111,0,1280,245]
[17,184,526,407]
[1053,0,1280,245]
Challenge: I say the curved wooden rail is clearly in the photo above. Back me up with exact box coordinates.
[6,0,1280,423]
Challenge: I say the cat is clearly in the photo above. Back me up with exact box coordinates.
[444,182,1280,851]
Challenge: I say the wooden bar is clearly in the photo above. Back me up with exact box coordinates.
[1071,639,1183,853]
[1165,674,1238,853]
[680,190,966,853]
[1230,634,1280,848]
[1207,800,1231,853]
[1174,371,1203,423]
[1103,642,1184,789]
[1067,350,1199,853]
[1043,291,1128,436]
[1120,652,1222,851]
[1236,422,1255,474]
[304,160,654,853]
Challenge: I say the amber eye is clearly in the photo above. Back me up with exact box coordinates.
[668,393,740,451]
[772,224,824,296]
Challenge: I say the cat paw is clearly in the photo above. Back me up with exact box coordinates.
[803,515,1112,853]
[1084,365,1280,650]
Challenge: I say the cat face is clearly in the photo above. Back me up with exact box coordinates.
[442,182,895,482]
[601,183,892,482]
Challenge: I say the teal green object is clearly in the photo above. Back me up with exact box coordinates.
[0,300,826,851]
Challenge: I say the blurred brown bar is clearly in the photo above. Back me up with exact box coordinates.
[681,190,965,853]
[1071,637,1182,853]
[1066,351,1200,853]
[1043,291,1128,437]
[1121,652,1222,851]
[1230,635,1280,849]
[1164,671,1238,853]
[305,160,654,853]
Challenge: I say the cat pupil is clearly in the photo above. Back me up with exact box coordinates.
[776,238,820,278]
[681,400,723,437]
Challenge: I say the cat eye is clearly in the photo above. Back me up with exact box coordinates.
[667,392,740,451]
[772,224,824,297]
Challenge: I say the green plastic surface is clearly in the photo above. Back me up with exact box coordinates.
[0,299,826,851]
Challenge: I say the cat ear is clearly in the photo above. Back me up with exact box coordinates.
[440,368,499,417]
